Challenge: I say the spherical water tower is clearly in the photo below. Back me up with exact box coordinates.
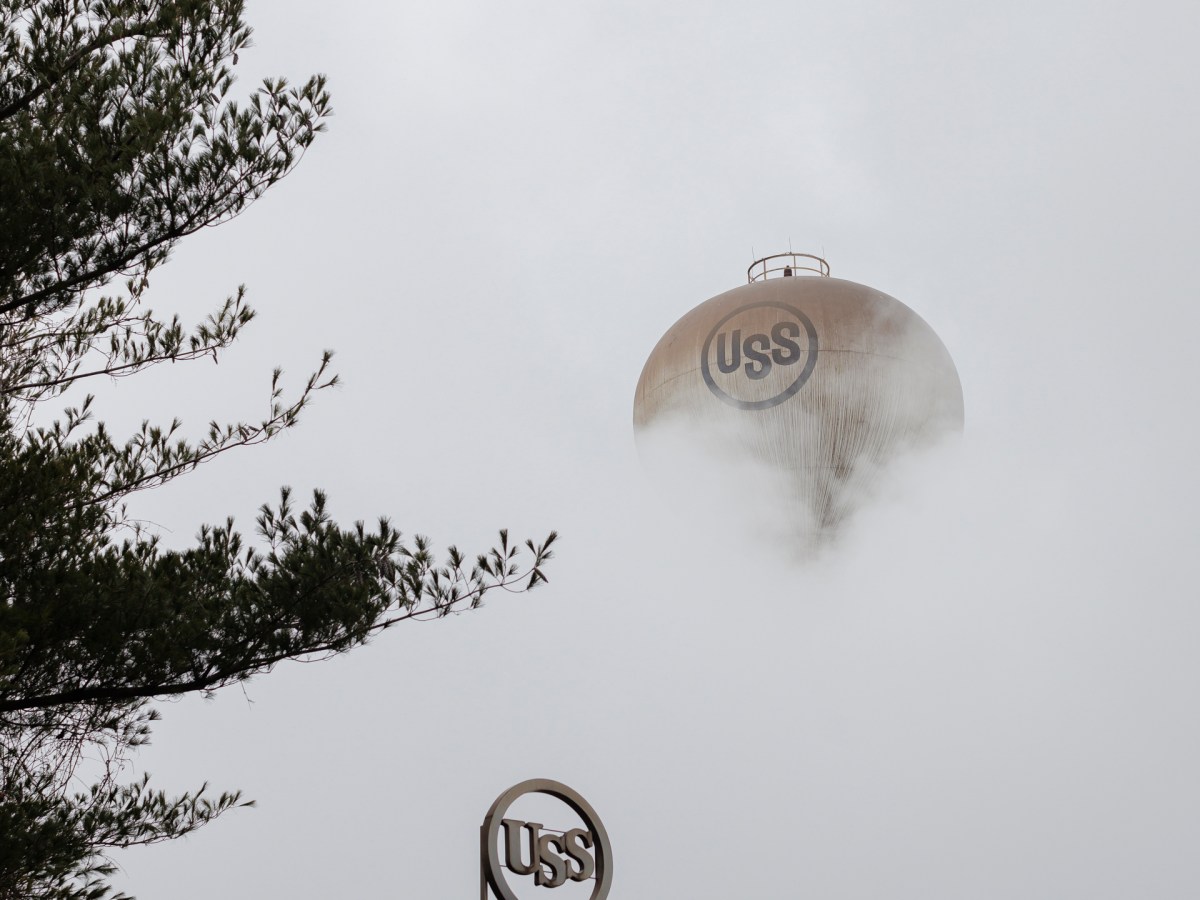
[633,253,963,538]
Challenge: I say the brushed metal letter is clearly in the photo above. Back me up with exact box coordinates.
[501,819,541,877]
[535,832,569,888]
[562,828,595,882]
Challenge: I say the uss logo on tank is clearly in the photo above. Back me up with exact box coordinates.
[701,300,819,410]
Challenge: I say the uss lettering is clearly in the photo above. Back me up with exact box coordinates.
[713,320,805,380]
[501,819,596,889]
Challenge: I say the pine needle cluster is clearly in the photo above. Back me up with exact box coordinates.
[0,4,556,897]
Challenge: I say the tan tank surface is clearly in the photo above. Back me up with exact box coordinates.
[633,253,964,535]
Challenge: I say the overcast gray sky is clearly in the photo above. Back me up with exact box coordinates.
[103,0,1200,897]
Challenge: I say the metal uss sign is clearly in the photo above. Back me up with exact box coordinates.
[480,780,612,900]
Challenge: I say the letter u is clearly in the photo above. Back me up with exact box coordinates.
[716,330,741,373]
[501,819,541,876]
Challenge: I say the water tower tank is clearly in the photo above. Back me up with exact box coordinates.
[633,253,964,535]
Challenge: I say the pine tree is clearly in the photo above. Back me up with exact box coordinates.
[0,4,555,897]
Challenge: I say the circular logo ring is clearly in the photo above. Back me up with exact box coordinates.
[700,300,819,410]
[482,779,612,900]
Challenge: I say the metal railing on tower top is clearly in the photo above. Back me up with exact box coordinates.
[747,252,830,283]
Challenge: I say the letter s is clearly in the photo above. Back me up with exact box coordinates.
[743,333,772,380]
[770,321,802,365]
[562,828,596,882]
[535,833,569,888]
